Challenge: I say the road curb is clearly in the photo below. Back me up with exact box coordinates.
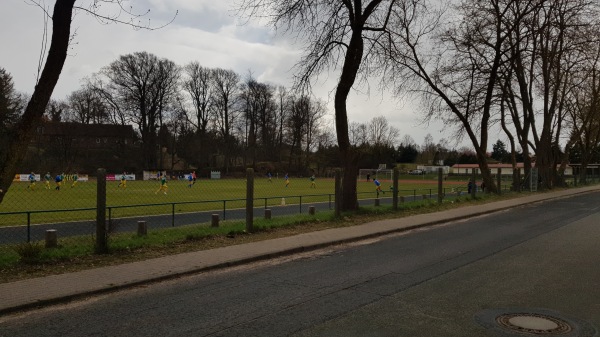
[1,186,599,315]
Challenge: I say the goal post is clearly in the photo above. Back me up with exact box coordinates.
[359,168,393,182]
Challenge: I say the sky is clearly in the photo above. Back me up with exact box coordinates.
[0,0,478,149]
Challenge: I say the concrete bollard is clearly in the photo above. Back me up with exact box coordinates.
[137,221,147,236]
[265,209,272,219]
[374,199,380,206]
[308,206,315,215]
[45,229,57,248]
[211,214,219,227]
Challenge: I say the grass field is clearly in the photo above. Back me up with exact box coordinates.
[0,176,468,226]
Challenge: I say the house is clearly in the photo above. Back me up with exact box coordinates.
[24,121,141,173]
[451,163,573,176]
[35,122,138,148]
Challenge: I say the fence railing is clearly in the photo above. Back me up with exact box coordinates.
[0,182,519,246]
[2,165,594,249]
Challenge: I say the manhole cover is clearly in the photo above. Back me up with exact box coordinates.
[496,313,572,335]
[475,308,598,337]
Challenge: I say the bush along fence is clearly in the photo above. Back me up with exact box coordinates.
[0,166,579,253]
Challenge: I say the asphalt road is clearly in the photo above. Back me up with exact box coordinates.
[3,192,597,336]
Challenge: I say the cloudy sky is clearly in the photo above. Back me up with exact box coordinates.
[0,0,463,148]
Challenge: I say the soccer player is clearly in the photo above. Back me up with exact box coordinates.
[187,172,194,188]
[55,174,63,190]
[284,173,290,188]
[71,172,79,188]
[27,172,36,190]
[267,172,272,183]
[374,178,384,194]
[310,174,316,188]
[44,172,52,189]
[118,172,127,189]
[155,173,168,195]
[192,171,197,185]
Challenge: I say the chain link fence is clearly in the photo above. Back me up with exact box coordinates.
[0,167,586,268]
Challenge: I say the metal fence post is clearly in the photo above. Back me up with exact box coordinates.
[392,167,399,210]
[246,168,254,233]
[95,168,108,254]
[471,168,477,199]
[27,212,31,243]
[334,169,341,218]
[171,203,175,227]
[497,168,502,195]
[438,168,443,204]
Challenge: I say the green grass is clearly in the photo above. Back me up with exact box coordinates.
[0,210,337,270]
[0,191,492,276]
[0,176,472,226]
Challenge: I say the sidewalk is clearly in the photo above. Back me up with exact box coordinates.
[1,185,599,315]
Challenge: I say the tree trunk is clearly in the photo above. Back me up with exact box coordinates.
[334,29,364,211]
[0,0,76,203]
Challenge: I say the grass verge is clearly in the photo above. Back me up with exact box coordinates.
[0,191,546,284]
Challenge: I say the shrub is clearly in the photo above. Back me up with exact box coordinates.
[14,242,44,264]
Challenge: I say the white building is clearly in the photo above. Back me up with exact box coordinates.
[451,163,573,176]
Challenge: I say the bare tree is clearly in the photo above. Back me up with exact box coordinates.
[304,98,327,168]
[275,86,290,162]
[236,0,401,210]
[564,32,600,182]
[211,68,241,172]
[349,122,368,146]
[384,0,545,193]
[181,62,213,135]
[0,0,175,202]
[507,0,598,188]
[368,115,398,146]
[239,76,278,167]
[65,85,110,124]
[102,52,180,169]
[84,75,127,125]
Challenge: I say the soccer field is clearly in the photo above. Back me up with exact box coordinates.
[0,177,460,226]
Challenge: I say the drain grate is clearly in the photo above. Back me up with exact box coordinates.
[475,308,598,337]
[496,313,572,335]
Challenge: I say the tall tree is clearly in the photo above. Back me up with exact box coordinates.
[0,68,23,131]
[181,62,213,135]
[0,0,75,201]
[237,0,401,210]
[211,68,241,172]
[102,52,180,169]
[0,68,25,168]
[385,0,545,193]
[0,1,174,202]
[65,85,109,124]
[491,140,509,162]
[501,0,599,188]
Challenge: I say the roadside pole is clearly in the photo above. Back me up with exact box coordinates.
[497,168,502,194]
[334,169,341,218]
[438,168,443,204]
[246,168,254,233]
[471,168,477,199]
[95,168,108,254]
[392,168,399,210]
